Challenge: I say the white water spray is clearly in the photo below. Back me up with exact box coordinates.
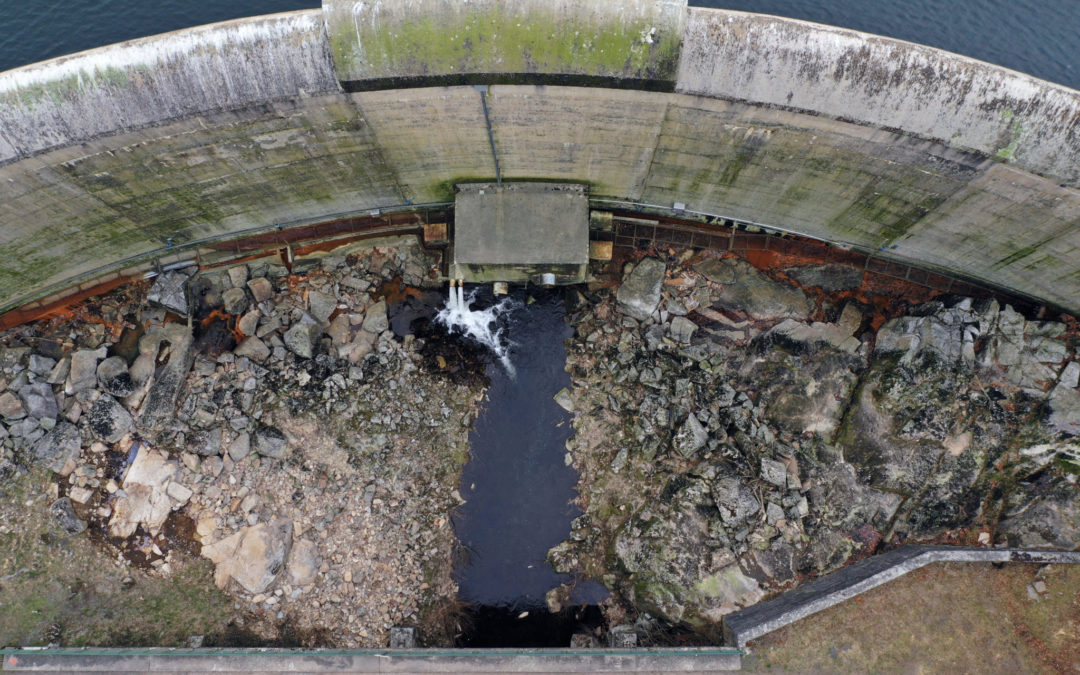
[436,281,518,375]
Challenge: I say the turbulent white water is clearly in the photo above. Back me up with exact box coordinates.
[436,285,519,375]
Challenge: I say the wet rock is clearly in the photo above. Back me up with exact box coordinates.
[553,387,575,413]
[228,432,251,461]
[234,337,270,362]
[252,425,287,459]
[389,627,417,649]
[96,356,136,397]
[139,325,195,431]
[286,538,320,586]
[147,269,192,316]
[49,497,86,535]
[786,264,864,291]
[711,259,813,321]
[221,287,249,315]
[672,413,708,459]
[361,300,389,334]
[246,277,274,303]
[308,290,337,324]
[87,395,133,443]
[31,422,82,473]
[742,541,797,587]
[284,317,322,359]
[18,383,58,421]
[616,257,666,321]
[202,519,294,594]
[669,316,697,344]
[0,391,26,420]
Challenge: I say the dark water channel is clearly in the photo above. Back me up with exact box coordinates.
[434,286,608,646]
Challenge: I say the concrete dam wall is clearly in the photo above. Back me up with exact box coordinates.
[1,1,1078,313]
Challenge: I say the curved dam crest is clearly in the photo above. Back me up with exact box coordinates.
[0,0,1078,315]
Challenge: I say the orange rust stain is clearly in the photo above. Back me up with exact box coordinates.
[0,275,139,332]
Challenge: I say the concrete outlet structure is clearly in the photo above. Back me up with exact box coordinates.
[452,183,589,285]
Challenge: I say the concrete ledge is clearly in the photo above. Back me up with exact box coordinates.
[1,648,742,672]
[722,546,1080,648]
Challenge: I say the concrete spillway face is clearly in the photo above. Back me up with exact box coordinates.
[452,183,589,285]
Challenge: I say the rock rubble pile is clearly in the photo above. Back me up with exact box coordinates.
[0,237,482,647]
[550,252,1080,633]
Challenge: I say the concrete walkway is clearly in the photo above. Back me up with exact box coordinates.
[1,647,743,673]
[723,545,1080,648]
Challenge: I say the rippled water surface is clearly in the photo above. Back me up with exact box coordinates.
[2,0,1077,89]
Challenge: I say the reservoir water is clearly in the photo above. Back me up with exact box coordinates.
[1,0,1077,90]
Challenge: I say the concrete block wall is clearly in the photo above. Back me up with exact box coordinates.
[0,1,1078,314]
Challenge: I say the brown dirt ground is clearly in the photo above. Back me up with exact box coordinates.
[743,562,1080,674]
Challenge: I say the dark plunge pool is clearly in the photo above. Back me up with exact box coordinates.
[444,285,608,646]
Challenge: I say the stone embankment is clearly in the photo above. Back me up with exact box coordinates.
[550,249,1080,637]
[0,237,483,647]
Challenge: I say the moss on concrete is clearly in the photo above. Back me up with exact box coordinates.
[330,1,682,82]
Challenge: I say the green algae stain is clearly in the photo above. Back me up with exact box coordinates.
[333,4,681,82]
[995,110,1024,161]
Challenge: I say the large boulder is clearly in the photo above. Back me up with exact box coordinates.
[31,422,82,473]
[284,316,322,359]
[86,395,133,443]
[139,325,195,431]
[202,519,294,594]
[997,482,1080,549]
[49,497,86,535]
[18,383,58,421]
[96,356,136,397]
[616,257,666,321]
[147,269,192,316]
[705,258,813,321]
[252,425,287,459]
[108,444,179,538]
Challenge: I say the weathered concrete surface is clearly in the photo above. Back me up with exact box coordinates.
[677,9,1080,187]
[486,86,668,198]
[324,0,686,85]
[1,648,743,672]
[723,546,1080,648]
[2,3,1080,316]
[0,11,338,162]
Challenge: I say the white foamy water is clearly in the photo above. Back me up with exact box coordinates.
[436,285,519,375]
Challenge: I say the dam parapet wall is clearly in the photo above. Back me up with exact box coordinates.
[0,1,1078,315]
